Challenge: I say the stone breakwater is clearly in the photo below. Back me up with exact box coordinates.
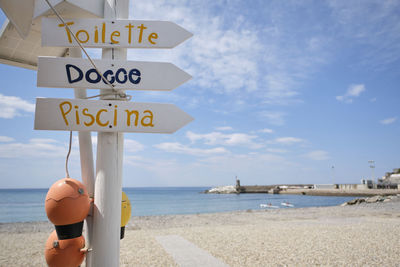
[341,194,400,206]
[204,185,237,194]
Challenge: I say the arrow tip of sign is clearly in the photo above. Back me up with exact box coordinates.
[170,21,193,46]
[169,107,194,133]
[183,112,195,127]
[178,66,193,83]
[185,30,194,40]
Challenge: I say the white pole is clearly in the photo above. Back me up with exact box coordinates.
[89,1,129,266]
[369,160,375,182]
[371,165,375,182]
[68,47,96,266]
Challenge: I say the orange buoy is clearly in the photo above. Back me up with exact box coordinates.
[44,230,85,267]
[45,178,91,239]
[45,178,90,225]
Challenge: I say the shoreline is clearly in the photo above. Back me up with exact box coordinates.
[1,198,399,230]
[2,196,399,230]
[1,192,398,226]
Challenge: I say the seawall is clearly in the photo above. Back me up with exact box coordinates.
[277,188,400,197]
[236,185,313,194]
[210,184,400,197]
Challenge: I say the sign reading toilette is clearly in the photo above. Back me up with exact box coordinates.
[41,18,193,48]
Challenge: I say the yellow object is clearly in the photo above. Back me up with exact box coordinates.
[121,191,131,227]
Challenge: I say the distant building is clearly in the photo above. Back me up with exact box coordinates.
[337,184,370,190]
[314,183,371,190]
[377,168,400,189]
[314,184,336,190]
[360,179,374,189]
[235,176,241,192]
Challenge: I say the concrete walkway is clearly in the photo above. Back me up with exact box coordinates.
[155,235,230,267]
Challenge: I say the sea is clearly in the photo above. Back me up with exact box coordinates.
[0,187,355,223]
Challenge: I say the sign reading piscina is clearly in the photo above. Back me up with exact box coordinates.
[34,98,194,133]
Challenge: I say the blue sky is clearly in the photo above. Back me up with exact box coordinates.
[0,0,399,188]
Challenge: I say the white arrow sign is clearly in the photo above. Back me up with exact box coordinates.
[34,98,194,133]
[42,18,193,48]
[37,57,192,91]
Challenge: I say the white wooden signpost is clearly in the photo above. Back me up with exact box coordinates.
[37,57,192,90]
[42,18,193,48]
[39,2,193,267]
[35,98,194,133]
[1,0,193,266]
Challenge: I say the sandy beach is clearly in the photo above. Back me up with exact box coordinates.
[1,197,399,266]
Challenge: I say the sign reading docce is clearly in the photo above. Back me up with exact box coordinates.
[37,57,191,91]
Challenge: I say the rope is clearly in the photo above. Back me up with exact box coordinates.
[86,92,132,101]
[65,131,72,178]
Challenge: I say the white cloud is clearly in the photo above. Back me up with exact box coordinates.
[336,84,365,103]
[328,0,400,70]
[154,142,228,156]
[215,126,233,131]
[30,138,58,144]
[129,0,333,107]
[186,131,263,149]
[190,24,260,94]
[0,138,66,158]
[199,152,286,165]
[129,2,261,97]
[380,117,397,125]
[259,111,286,126]
[266,148,287,154]
[127,0,400,113]
[124,155,145,167]
[0,136,14,142]
[272,137,305,146]
[262,73,300,105]
[259,128,274,134]
[348,84,365,96]
[124,139,145,153]
[303,150,330,161]
[124,155,179,171]
[0,94,35,118]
